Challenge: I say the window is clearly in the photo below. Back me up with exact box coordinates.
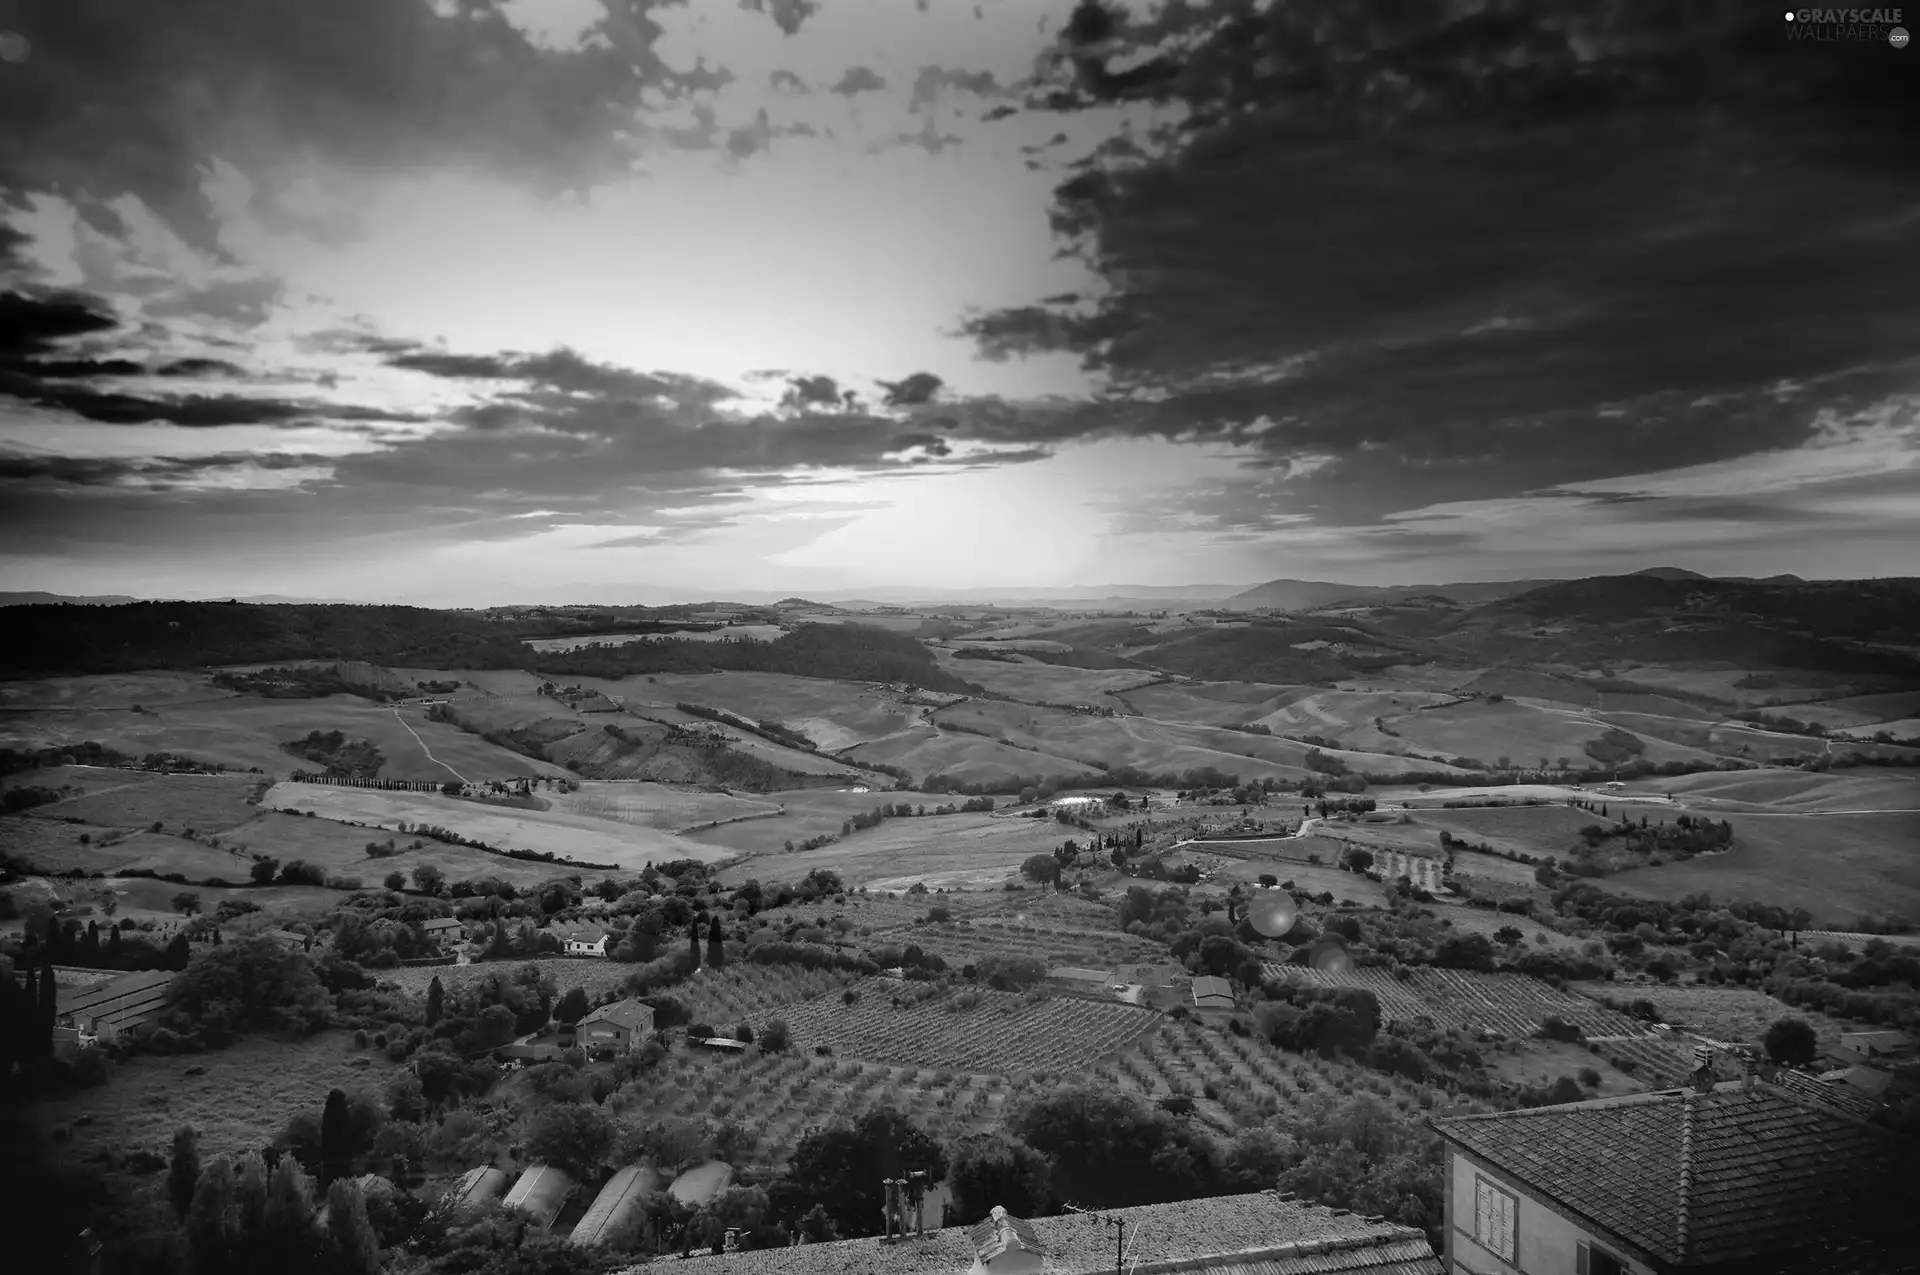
[1578,1243,1627,1275]
[1473,1176,1517,1263]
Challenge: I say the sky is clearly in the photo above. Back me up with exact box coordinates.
[1,0,1917,606]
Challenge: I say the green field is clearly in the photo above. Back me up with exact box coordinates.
[22,772,264,831]
[263,782,730,868]
[843,726,1102,787]
[705,806,1071,890]
[0,674,567,781]
[1605,810,1920,926]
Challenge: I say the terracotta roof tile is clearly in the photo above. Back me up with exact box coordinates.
[614,1192,1438,1275]
[1432,1080,1918,1267]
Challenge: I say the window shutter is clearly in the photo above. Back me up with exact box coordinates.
[1577,1242,1590,1275]
[1475,1182,1490,1243]
[1500,1198,1515,1261]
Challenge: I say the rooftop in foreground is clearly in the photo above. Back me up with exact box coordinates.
[1432,1078,1920,1271]
[613,1191,1439,1275]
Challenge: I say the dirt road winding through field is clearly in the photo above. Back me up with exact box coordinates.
[390,707,467,784]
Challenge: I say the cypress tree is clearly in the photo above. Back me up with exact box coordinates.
[108,927,122,957]
[165,933,191,971]
[689,919,702,968]
[168,1125,202,1220]
[0,972,19,1089]
[38,962,56,1058]
[426,975,444,1029]
[706,916,725,968]
[326,1178,381,1275]
[82,920,100,962]
[185,1153,239,1274]
[319,1088,350,1187]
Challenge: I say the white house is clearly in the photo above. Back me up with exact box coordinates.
[555,926,611,957]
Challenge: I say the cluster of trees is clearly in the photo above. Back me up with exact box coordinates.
[8,913,190,973]
[282,729,387,776]
[0,739,137,776]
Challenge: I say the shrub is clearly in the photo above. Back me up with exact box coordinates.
[1578,1067,1601,1088]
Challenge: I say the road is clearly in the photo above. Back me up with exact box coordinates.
[390,706,467,784]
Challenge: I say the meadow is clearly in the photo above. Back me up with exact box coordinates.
[705,808,1069,890]
[30,1030,403,1174]
[1604,810,1920,926]
[544,781,783,833]
[926,653,1164,704]
[20,771,264,832]
[262,783,731,869]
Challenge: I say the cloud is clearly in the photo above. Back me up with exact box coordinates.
[879,371,943,407]
[958,1,1920,529]
[831,66,888,96]
[739,0,821,39]
[0,0,703,259]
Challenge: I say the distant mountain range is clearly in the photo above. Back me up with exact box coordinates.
[0,571,1820,611]
[1222,567,1812,612]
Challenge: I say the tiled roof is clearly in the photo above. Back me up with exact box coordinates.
[1048,967,1111,983]
[1432,1079,1919,1268]
[581,999,654,1032]
[611,1190,1437,1275]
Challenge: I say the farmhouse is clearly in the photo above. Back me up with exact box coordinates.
[502,1164,575,1231]
[553,924,611,957]
[1045,966,1111,994]
[53,968,173,1043]
[1190,975,1236,1012]
[421,917,464,941]
[609,1190,1438,1275]
[576,999,655,1055]
[1832,1029,1915,1067]
[1431,1064,1920,1274]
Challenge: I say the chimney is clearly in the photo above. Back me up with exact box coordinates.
[1738,1046,1758,1089]
[723,1229,740,1254]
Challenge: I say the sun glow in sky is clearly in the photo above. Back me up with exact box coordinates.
[2,0,1918,603]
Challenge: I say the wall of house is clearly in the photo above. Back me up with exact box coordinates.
[1444,1151,1655,1275]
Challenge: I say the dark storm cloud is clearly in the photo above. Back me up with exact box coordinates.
[0,288,421,427]
[831,67,888,96]
[0,0,695,252]
[879,372,943,407]
[0,450,330,487]
[384,343,737,406]
[966,1,1920,518]
[739,0,820,38]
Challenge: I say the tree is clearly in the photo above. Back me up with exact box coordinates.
[168,1125,201,1220]
[947,1134,1053,1225]
[1494,926,1525,947]
[411,864,445,895]
[689,919,702,968]
[185,1155,242,1272]
[319,1088,351,1187]
[38,961,55,1058]
[384,871,407,891]
[706,916,725,968]
[169,935,329,1041]
[426,975,445,1029]
[1763,1017,1819,1068]
[173,891,203,916]
[1021,854,1061,886]
[526,1103,616,1181]
[327,1177,382,1275]
[775,1107,947,1239]
[554,986,590,1026]
[759,1018,791,1054]
[1342,849,1374,874]
[251,857,280,884]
